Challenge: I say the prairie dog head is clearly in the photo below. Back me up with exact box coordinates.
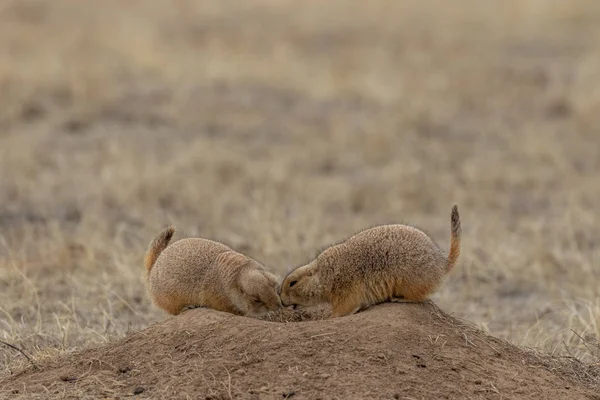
[239,267,282,317]
[279,260,326,309]
[218,252,282,317]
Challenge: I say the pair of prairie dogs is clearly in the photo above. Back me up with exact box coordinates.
[145,205,461,318]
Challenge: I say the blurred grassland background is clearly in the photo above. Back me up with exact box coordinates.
[1,0,600,374]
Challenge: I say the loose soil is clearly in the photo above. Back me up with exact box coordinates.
[1,302,598,400]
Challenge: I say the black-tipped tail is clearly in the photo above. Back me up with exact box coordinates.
[447,205,461,272]
[144,226,175,275]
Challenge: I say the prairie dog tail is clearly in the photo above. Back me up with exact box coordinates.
[446,205,461,272]
[144,226,176,275]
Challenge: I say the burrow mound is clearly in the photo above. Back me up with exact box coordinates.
[1,302,598,399]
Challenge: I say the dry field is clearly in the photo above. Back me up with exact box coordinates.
[1,0,600,396]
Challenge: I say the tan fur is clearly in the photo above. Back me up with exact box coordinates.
[280,204,462,318]
[144,227,282,317]
[144,226,175,273]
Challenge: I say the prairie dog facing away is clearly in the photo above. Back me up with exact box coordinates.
[279,205,462,318]
[144,227,282,317]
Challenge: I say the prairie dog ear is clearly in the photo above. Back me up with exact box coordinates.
[242,268,264,282]
[214,251,250,270]
[263,270,280,284]
[238,269,269,295]
[297,261,317,277]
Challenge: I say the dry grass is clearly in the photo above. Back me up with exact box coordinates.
[1,0,600,379]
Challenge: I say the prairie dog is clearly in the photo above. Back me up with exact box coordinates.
[144,227,282,317]
[279,205,462,318]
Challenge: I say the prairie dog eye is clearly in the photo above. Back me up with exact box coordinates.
[289,280,298,288]
[253,298,261,303]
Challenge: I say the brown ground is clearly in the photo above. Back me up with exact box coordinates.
[1,0,600,398]
[2,302,599,400]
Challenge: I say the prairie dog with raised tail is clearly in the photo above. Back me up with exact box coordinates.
[279,205,461,318]
[144,227,282,317]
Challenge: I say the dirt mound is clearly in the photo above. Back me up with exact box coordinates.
[1,302,598,399]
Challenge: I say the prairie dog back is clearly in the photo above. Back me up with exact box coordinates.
[145,227,282,317]
[148,237,231,292]
[280,205,461,317]
[320,225,448,299]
